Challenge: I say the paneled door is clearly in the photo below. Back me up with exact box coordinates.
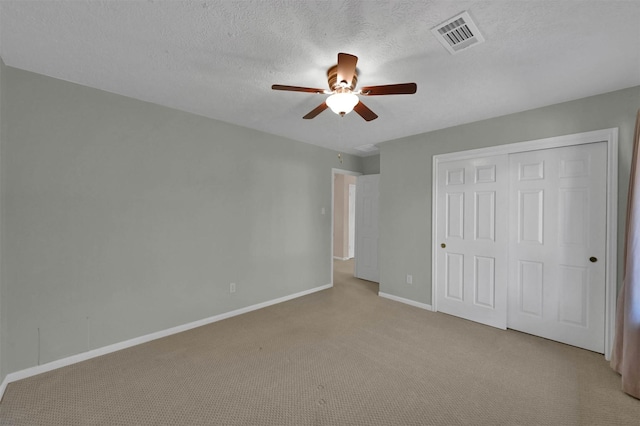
[435,156,509,329]
[348,184,356,259]
[355,174,379,282]
[508,143,607,352]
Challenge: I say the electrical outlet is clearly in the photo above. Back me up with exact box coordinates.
[406,275,413,285]
[230,283,236,293]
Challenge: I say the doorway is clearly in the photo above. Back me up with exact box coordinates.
[332,169,361,281]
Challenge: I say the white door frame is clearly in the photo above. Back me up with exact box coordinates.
[432,128,618,359]
[331,169,362,285]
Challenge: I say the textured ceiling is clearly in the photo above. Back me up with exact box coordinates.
[1,1,639,156]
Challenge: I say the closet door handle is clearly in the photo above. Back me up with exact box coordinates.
[441,243,446,248]
[589,256,597,263]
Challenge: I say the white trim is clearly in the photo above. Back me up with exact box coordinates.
[432,128,618,359]
[431,154,439,314]
[379,292,433,311]
[333,256,349,261]
[331,168,362,284]
[605,129,618,361]
[434,128,618,162]
[0,283,332,400]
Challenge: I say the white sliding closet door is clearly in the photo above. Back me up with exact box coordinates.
[435,156,509,329]
[508,142,607,353]
[434,138,611,353]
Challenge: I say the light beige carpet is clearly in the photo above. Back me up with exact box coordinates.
[1,259,638,425]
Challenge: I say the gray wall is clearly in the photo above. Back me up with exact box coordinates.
[361,154,380,175]
[378,86,640,305]
[0,66,363,376]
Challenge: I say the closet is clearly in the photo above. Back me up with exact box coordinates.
[432,129,617,355]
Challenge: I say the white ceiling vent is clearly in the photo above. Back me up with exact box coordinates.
[432,11,485,55]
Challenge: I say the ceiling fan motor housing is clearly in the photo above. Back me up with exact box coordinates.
[327,64,357,91]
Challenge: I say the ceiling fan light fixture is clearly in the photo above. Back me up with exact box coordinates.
[326,92,359,116]
[272,52,416,121]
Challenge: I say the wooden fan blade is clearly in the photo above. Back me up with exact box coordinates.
[337,53,358,88]
[353,101,378,122]
[360,83,417,96]
[272,84,326,94]
[303,102,328,119]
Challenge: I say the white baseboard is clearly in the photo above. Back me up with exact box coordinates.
[333,256,349,260]
[378,292,433,311]
[0,282,333,400]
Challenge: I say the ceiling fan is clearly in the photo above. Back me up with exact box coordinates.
[272,53,417,122]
